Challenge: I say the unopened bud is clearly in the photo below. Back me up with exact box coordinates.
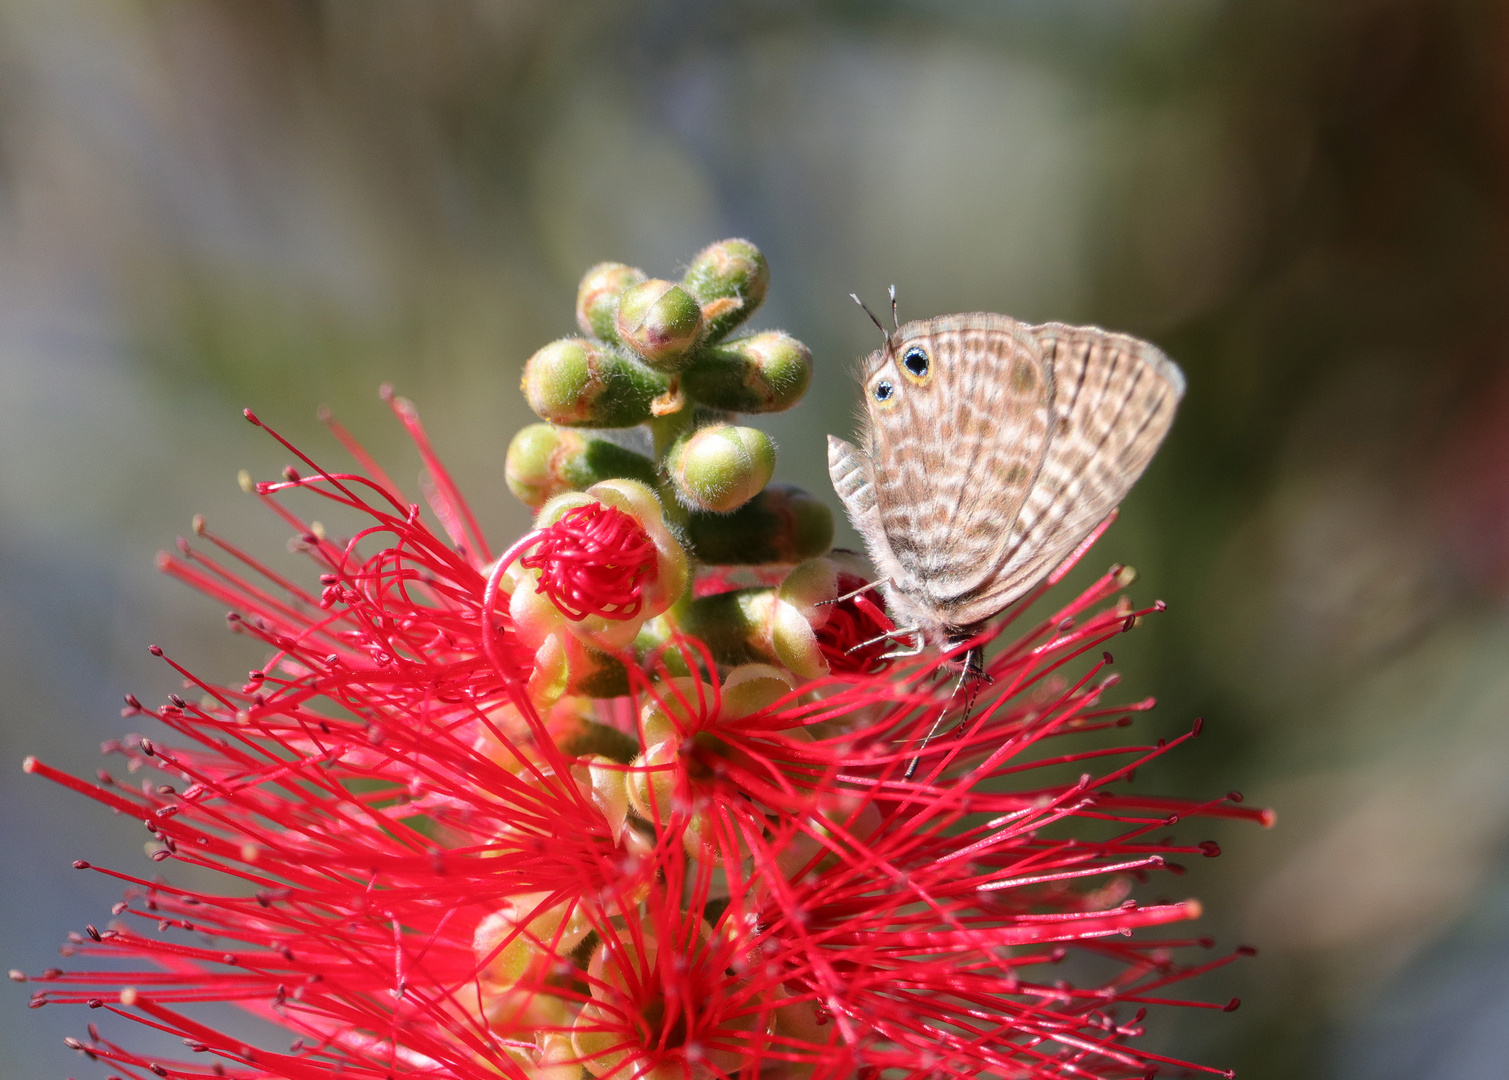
[771,553,892,678]
[626,738,680,825]
[574,754,632,840]
[667,424,775,514]
[522,338,668,428]
[614,279,703,370]
[678,587,779,668]
[681,238,769,342]
[526,630,629,706]
[473,894,593,988]
[683,331,811,413]
[720,663,797,720]
[504,424,658,509]
[687,483,833,565]
[575,262,646,343]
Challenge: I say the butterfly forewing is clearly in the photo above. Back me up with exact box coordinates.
[945,322,1184,627]
[860,314,1053,621]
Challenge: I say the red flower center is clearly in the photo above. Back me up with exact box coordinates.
[520,503,658,621]
[814,573,895,674]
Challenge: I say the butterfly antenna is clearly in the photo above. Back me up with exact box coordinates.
[850,293,889,341]
[904,644,986,781]
[888,284,899,329]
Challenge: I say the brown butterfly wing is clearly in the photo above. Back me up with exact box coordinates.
[944,322,1184,627]
[859,313,1054,626]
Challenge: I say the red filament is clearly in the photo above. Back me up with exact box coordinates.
[815,573,896,674]
[520,503,657,621]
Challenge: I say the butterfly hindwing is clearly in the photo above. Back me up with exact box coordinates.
[945,322,1184,626]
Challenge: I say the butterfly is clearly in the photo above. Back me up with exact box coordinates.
[827,305,1184,665]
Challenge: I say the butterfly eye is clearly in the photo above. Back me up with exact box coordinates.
[901,346,930,380]
[873,379,895,402]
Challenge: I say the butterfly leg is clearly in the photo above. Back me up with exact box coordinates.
[816,577,888,607]
[846,624,921,655]
[904,644,985,780]
[879,630,925,660]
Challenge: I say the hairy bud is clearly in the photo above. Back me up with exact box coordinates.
[576,262,647,343]
[666,424,776,514]
[522,339,669,428]
[681,238,769,342]
[682,331,812,413]
[614,279,703,370]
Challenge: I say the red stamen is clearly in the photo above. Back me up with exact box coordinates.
[519,503,657,622]
[814,574,895,673]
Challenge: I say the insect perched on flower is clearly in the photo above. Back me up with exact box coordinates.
[829,294,1183,663]
[21,241,1268,1080]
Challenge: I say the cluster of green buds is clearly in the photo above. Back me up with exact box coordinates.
[505,239,891,706]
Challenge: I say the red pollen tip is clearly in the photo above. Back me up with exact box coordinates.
[520,503,657,621]
[242,409,260,426]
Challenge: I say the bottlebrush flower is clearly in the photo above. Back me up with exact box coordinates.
[21,241,1269,1080]
[19,400,1268,1080]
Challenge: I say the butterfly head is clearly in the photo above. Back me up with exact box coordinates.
[860,320,944,411]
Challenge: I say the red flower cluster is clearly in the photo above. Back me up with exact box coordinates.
[21,397,1268,1080]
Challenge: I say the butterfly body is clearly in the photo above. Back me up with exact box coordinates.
[828,312,1184,648]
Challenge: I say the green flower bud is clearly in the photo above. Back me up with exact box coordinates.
[720,663,798,720]
[771,551,885,679]
[504,424,659,509]
[558,719,640,764]
[521,338,668,428]
[666,424,775,514]
[572,754,632,841]
[681,238,769,342]
[614,279,703,370]
[575,261,646,343]
[678,587,779,668]
[681,331,811,413]
[525,628,630,703]
[686,483,833,565]
[473,894,594,988]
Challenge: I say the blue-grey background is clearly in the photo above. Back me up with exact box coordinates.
[4,2,1508,1077]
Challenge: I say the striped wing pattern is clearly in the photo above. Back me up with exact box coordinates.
[829,313,1183,639]
[861,315,1053,626]
[944,322,1184,627]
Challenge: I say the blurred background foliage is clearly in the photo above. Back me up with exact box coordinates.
[3,1,1508,1076]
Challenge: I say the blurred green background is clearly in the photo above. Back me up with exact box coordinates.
[4,1,1508,1076]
